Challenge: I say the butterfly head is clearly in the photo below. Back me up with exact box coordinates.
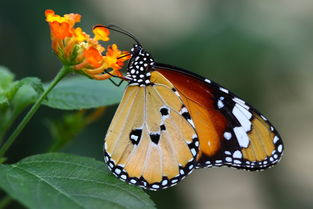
[125,44,155,86]
[100,25,155,85]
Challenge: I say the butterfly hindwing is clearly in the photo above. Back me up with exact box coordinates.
[153,65,284,171]
[104,85,199,190]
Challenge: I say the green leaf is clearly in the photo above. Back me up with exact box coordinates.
[0,66,14,110]
[0,153,155,209]
[0,77,43,142]
[0,94,9,109]
[43,76,126,110]
[11,84,38,115]
[18,77,44,95]
[7,77,43,101]
[6,77,43,116]
[0,66,14,90]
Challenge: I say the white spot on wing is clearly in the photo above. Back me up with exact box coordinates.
[217,100,224,109]
[224,151,231,155]
[188,119,195,128]
[224,132,232,140]
[233,97,249,109]
[232,104,252,132]
[179,107,188,114]
[261,115,267,121]
[162,180,168,186]
[115,168,121,175]
[273,136,279,144]
[204,79,211,83]
[235,103,252,119]
[131,135,139,141]
[233,97,245,105]
[234,160,242,164]
[171,179,178,183]
[191,148,197,156]
[195,141,199,147]
[219,87,229,94]
[233,150,242,158]
[233,126,250,148]
[225,157,232,162]
[277,144,283,153]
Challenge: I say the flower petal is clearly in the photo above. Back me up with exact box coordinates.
[49,21,72,39]
[103,44,130,70]
[93,26,110,42]
[84,47,103,68]
[74,27,87,42]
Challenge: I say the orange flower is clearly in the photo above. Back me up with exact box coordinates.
[105,44,131,70]
[45,9,130,80]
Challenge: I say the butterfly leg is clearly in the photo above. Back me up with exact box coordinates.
[103,69,128,87]
[108,78,124,87]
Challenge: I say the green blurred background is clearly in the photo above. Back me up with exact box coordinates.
[1,1,312,209]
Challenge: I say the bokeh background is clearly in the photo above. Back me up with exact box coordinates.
[1,1,313,209]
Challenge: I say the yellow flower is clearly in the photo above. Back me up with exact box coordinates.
[45,9,130,80]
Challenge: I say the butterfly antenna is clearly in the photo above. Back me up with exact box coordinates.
[95,24,142,46]
[117,53,131,60]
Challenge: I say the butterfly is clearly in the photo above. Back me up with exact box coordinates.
[101,25,284,191]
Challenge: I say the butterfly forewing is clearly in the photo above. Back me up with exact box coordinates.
[154,66,284,170]
[104,85,199,190]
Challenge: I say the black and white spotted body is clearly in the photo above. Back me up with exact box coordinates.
[125,45,155,86]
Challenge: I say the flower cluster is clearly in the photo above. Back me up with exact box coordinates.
[45,9,130,79]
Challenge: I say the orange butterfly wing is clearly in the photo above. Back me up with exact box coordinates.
[152,65,284,170]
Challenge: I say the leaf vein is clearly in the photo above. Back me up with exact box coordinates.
[9,165,86,209]
[20,160,105,172]
[39,175,149,205]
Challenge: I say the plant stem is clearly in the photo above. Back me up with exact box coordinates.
[0,195,12,209]
[0,66,70,158]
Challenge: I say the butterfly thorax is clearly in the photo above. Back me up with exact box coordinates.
[125,45,155,86]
